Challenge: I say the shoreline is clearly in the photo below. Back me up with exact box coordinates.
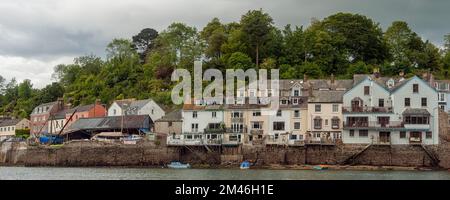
[1,164,445,172]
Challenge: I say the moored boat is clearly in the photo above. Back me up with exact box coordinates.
[167,162,191,169]
[313,165,329,170]
[240,161,250,169]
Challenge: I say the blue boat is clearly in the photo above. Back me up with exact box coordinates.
[167,162,191,169]
[313,165,329,170]
[240,161,250,169]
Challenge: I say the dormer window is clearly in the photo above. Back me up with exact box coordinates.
[293,89,300,97]
[364,86,370,95]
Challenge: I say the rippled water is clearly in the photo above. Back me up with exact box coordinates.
[1,167,450,180]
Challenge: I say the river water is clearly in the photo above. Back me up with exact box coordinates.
[1,167,450,180]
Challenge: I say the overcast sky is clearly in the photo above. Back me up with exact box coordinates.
[0,0,449,88]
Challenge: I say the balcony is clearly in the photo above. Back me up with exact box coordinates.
[225,127,248,134]
[250,129,264,135]
[304,137,338,145]
[204,128,225,133]
[343,106,393,113]
[167,138,222,146]
[343,121,404,130]
[231,117,244,123]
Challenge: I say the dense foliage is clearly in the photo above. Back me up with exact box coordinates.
[1,10,450,118]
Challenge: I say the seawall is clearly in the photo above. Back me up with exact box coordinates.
[1,141,450,169]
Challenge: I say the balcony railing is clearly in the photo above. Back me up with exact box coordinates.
[343,106,393,113]
[204,128,225,133]
[231,118,244,123]
[343,121,404,129]
[250,129,264,135]
[304,137,338,145]
[167,138,223,146]
[225,127,248,133]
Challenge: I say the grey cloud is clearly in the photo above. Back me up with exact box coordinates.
[0,0,449,88]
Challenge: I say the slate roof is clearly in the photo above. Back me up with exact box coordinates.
[0,119,23,127]
[66,104,96,113]
[31,101,58,115]
[403,108,430,116]
[308,90,345,103]
[68,115,151,131]
[155,110,182,122]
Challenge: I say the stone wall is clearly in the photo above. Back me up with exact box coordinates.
[1,141,449,169]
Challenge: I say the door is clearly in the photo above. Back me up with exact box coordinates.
[379,132,390,144]
[410,132,422,143]
[378,117,390,127]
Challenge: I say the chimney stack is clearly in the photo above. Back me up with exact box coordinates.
[331,74,335,84]
[373,68,380,78]
[57,98,64,111]
[303,74,308,83]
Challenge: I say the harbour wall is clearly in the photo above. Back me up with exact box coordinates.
[1,141,450,169]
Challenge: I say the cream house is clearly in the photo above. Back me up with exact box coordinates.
[0,118,30,141]
[307,90,345,143]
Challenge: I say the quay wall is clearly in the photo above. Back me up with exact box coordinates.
[1,141,449,169]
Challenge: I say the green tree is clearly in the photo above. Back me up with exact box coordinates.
[18,79,33,99]
[240,9,274,67]
[228,52,253,70]
[132,28,159,62]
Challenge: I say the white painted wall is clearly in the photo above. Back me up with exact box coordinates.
[182,110,224,133]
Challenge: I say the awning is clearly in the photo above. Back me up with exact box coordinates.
[403,108,430,116]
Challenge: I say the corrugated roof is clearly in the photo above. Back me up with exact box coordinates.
[68,115,151,131]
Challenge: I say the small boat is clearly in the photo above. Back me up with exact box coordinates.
[240,161,250,169]
[167,162,191,169]
[313,165,329,170]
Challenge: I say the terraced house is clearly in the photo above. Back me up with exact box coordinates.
[171,99,224,146]
[342,74,439,145]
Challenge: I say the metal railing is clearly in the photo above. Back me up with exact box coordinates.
[343,121,404,129]
[343,106,393,113]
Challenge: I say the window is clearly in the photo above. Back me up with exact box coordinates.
[413,84,419,93]
[193,111,198,118]
[277,110,282,117]
[273,122,285,131]
[191,124,198,132]
[400,131,406,139]
[325,119,328,126]
[281,100,288,105]
[359,130,368,137]
[208,123,220,130]
[421,98,427,107]
[113,109,117,115]
[232,112,242,118]
[253,111,261,117]
[349,130,355,137]
[439,93,446,101]
[294,110,300,118]
[168,122,173,127]
[405,98,410,107]
[212,112,217,118]
[293,98,298,104]
[290,135,298,140]
[315,104,321,112]
[440,105,446,111]
[379,99,384,107]
[364,86,370,95]
[314,118,322,129]
[331,118,340,129]
[252,122,262,129]
[332,104,339,112]
[426,132,432,139]
[151,109,154,115]
[404,116,429,124]
[294,90,300,97]
[294,122,301,130]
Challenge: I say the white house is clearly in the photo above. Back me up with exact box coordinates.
[172,99,224,146]
[108,99,166,122]
[342,75,439,145]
